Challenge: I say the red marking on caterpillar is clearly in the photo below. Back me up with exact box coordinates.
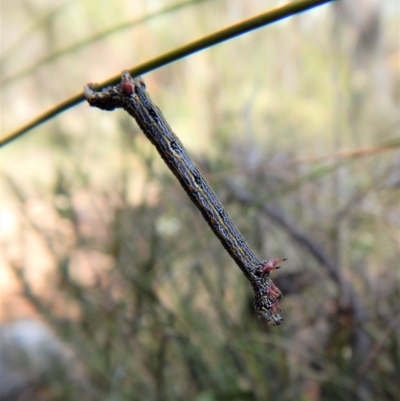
[259,258,287,276]
[270,300,281,314]
[266,282,282,299]
[120,70,135,95]
[121,80,134,95]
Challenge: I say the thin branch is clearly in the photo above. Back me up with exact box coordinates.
[225,180,341,282]
[0,0,335,148]
[0,1,70,63]
[225,180,371,324]
[1,0,213,86]
[351,314,400,396]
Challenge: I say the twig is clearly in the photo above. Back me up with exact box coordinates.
[0,0,335,147]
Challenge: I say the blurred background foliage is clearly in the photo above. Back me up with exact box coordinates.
[0,0,399,400]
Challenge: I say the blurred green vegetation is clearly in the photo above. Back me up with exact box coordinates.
[1,1,399,401]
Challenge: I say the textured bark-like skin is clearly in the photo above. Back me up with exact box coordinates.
[84,71,285,325]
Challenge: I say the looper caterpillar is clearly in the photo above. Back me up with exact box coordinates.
[84,71,286,325]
